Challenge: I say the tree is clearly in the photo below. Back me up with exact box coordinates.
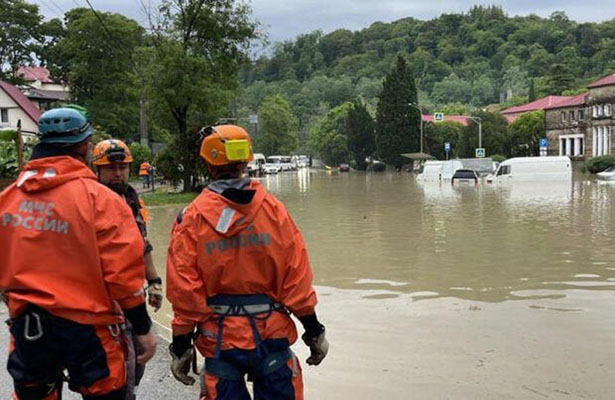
[46,8,143,139]
[528,78,537,102]
[0,0,55,81]
[147,0,258,191]
[458,111,509,158]
[345,100,375,169]
[257,94,298,155]
[424,121,464,159]
[308,102,352,166]
[545,63,576,95]
[509,110,544,157]
[375,55,420,168]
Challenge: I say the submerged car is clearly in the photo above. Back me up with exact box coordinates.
[451,169,479,186]
[339,163,350,172]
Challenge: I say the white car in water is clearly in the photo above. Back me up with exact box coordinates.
[262,162,281,174]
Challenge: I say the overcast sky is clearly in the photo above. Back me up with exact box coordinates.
[30,0,615,45]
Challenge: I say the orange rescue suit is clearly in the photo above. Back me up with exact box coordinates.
[167,179,317,357]
[138,162,150,177]
[0,156,146,325]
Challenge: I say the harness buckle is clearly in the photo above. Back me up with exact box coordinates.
[24,312,44,341]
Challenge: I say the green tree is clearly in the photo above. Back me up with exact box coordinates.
[345,100,375,169]
[308,102,352,166]
[46,8,143,139]
[375,55,419,168]
[545,63,576,94]
[257,94,298,155]
[528,78,537,102]
[458,111,509,158]
[424,121,464,159]
[508,110,544,157]
[0,0,41,79]
[147,0,258,191]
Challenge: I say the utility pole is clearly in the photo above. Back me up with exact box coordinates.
[408,103,423,154]
[467,116,482,149]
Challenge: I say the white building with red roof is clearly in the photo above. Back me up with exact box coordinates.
[0,80,41,136]
[15,66,70,111]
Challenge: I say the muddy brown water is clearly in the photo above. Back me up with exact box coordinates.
[147,170,615,399]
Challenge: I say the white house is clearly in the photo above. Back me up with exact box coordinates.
[0,80,41,137]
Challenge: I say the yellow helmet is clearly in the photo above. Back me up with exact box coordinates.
[92,139,133,166]
[199,125,253,166]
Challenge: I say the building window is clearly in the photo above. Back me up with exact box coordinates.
[593,106,598,118]
[569,110,576,121]
[593,126,611,157]
[605,104,612,117]
[560,134,584,157]
[578,109,585,120]
[0,108,7,123]
[561,112,566,122]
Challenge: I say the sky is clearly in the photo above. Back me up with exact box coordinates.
[30,0,615,46]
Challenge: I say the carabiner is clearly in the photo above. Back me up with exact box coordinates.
[24,312,43,341]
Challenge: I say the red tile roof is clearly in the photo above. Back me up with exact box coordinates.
[422,115,470,126]
[16,66,54,83]
[588,73,615,88]
[543,94,587,110]
[0,80,41,124]
[501,96,569,114]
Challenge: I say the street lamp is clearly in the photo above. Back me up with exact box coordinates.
[466,116,482,149]
[408,103,424,154]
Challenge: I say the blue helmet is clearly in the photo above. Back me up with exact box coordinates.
[38,107,93,144]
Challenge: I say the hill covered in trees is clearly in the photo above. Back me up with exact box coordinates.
[237,6,615,153]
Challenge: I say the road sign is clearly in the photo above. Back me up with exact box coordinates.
[539,138,548,148]
[475,148,486,158]
[444,142,451,152]
[249,114,258,124]
[434,113,444,122]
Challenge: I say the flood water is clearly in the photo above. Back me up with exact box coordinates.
[147,170,615,399]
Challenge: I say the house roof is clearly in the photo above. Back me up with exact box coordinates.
[24,87,70,101]
[422,115,470,126]
[16,66,54,83]
[543,94,587,110]
[501,96,569,114]
[588,73,615,89]
[0,80,41,123]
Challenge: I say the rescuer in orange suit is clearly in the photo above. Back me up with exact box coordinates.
[0,107,157,400]
[92,138,164,399]
[138,161,151,189]
[166,125,328,399]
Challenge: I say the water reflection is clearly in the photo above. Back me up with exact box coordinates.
[147,172,615,309]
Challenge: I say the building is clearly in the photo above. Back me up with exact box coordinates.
[545,74,615,159]
[0,80,41,137]
[16,66,70,111]
[500,96,570,123]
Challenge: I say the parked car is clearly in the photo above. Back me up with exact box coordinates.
[339,163,350,172]
[451,169,479,186]
[486,156,572,183]
[263,162,281,174]
[597,166,615,181]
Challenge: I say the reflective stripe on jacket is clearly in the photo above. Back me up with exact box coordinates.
[166,179,317,356]
[0,156,146,325]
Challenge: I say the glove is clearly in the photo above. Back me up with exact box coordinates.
[302,329,329,366]
[170,344,196,385]
[146,283,163,312]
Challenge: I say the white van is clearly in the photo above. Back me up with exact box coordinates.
[247,153,266,176]
[486,156,572,183]
[417,160,463,182]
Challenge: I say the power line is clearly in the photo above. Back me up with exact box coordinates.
[47,0,66,15]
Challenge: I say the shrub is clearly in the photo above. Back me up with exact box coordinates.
[491,154,506,163]
[153,146,183,188]
[585,155,615,173]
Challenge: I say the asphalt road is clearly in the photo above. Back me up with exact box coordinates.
[0,304,199,399]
